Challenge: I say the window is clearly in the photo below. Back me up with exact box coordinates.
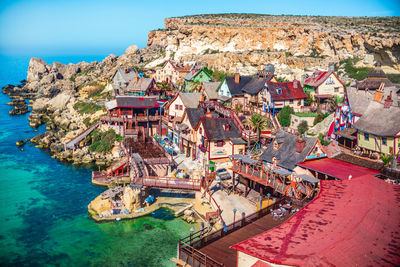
[200,74,203,78]
[289,100,293,104]
[334,87,339,93]
[175,104,179,110]
[199,128,202,134]
[223,124,231,131]
[364,133,369,141]
[276,88,282,95]
[382,137,387,146]
[326,77,334,85]
[216,141,224,147]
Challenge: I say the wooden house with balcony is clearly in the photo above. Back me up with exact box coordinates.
[102,96,162,138]
[194,116,246,166]
[111,67,140,95]
[303,68,345,102]
[163,92,202,150]
[124,76,158,96]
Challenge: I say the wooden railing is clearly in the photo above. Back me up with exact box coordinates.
[151,137,174,163]
[132,176,202,191]
[178,200,283,267]
[100,115,162,123]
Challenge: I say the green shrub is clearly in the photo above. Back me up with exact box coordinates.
[318,133,330,146]
[74,102,104,114]
[341,58,370,81]
[380,154,393,167]
[277,106,294,127]
[313,112,325,126]
[295,112,317,117]
[298,120,309,135]
[90,129,123,154]
[387,74,400,84]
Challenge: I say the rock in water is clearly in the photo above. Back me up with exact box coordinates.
[16,140,26,147]
[27,57,49,82]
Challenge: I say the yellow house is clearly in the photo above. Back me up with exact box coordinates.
[194,116,246,166]
[353,91,400,156]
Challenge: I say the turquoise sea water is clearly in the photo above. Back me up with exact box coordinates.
[0,55,193,266]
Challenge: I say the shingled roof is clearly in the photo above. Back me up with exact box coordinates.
[105,96,159,110]
[259,130,317,170]
[180,92,202,108]
[198,117,242,141]
[185,108,205,128]
[242,78,267,95]
[356,68,394,90]
[203,82,220,100]
[225,76,253,96]
[126,77,155,92]
[266,80,307,101]
[353,99,400,136]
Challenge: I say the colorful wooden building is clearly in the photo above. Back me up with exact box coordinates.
[303,69,345,101]
[183,68,213,91]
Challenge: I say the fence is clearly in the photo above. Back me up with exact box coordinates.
[178,199,283,267]
[132,176,202,191]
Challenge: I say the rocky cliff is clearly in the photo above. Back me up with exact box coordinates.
[147,14,400,76]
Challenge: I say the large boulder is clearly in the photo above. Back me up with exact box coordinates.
[125,45,139,55]
[47,93,71,110]
[123,187,142,212]
[27,58,49,82]
[88,196,111,215]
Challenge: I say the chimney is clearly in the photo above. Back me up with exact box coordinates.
[373,83,384,103]
[296,138,306,153]
[384,91,393,108]
[328,62,335,71]
[206,112,213,118]
[293,79,298,89]
[235,73,240,84]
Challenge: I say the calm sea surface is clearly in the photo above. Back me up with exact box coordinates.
[0,54,193,266]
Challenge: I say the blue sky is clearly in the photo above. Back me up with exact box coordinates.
[0,0,399,56]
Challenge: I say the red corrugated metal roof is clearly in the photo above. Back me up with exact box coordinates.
[233,159,400,266]
[304,70,345,88]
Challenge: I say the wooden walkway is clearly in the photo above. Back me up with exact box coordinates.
[199,210,296,267]
[132,176,202,191]
[65,121,100,150]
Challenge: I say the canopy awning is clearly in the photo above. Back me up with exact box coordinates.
[297,174,319,183]
[272,168,292,176]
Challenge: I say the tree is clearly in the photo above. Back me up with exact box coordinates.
[327,95,343,111]
[313,112,325,126]
[380,154,393,167]
[304,92,314,106]
[297,120,309,135]
[244,113,272,147]
[277,106,294,127]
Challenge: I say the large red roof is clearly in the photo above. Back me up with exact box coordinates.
[297,158,380,180]
[233,160,400,266]
[266,80,307,101]
[304,70,345,88]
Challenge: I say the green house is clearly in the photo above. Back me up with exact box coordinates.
[183,68,213,91]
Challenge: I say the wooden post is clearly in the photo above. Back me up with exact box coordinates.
[245,178,249,197]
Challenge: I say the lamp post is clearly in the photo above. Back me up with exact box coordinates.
[233,208,237,225]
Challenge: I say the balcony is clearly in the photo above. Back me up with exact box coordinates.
[198,145,207,153]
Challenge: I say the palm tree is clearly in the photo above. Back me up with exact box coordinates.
[244,113,272,148]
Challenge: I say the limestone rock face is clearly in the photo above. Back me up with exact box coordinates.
[88,196,111,215]
[27,58,49,82]
[123,187,142,212]
[147,16,400,74]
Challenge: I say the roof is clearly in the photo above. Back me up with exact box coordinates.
[198,117,242,141]
[185,108,205,128]
[180,92,202,108]
[225,75,253,96]
[259,130,317,170]
[232,168,400,266]
[334,127,357,140]
[353,99,400,136]
[163,60,192,73]
[242,78,267,95]
[230,154,261,165]
[203,82,220,100]
[346,87,375,115]
[356,68,393,90]
[126,77,155,92]
[112,68,139,83]
[333,152,383,170]
[105,96,159,110]
[266,80,307,101]
[297,157,380,179]
[304,70,345,88]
